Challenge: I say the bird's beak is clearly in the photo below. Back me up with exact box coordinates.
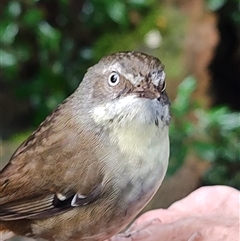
[132,82,161,100]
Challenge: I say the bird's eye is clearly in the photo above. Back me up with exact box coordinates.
[108,72,120,86]
[161,81,166,93]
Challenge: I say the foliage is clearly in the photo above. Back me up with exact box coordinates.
[168,76,197,174]
[206,0,240,23]
[168,76,240,189]
[0,0,150,123]
[0,0,186,126]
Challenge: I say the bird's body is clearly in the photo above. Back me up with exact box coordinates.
[0,51,170,241]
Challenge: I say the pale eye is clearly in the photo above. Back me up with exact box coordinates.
[108,72,120,86]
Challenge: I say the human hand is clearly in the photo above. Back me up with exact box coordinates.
[107,185,240,241]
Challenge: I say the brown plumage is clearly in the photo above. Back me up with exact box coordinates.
[0,51,170,241]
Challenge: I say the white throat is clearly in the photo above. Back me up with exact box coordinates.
[91,94,169,165]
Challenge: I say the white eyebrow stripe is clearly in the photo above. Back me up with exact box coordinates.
[102,63,165,86]
[102,63,122,73]
[102,63,144,85]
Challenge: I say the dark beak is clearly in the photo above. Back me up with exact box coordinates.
[132,82,161,100]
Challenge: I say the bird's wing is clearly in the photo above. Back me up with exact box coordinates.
[0,102,104,221]
[0,185,102,220]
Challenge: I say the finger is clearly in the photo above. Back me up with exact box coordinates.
[169,186,240,216]
[108,219,196,241]
[121,221,194,241]
[188,232,202,241]
[107,225,160,241]
[107,219,161,241]
[133,209,179,225]
[126,218,162,233]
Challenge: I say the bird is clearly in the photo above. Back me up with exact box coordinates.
[0,51,171,241]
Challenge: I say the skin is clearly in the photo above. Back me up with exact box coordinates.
[108,185,240,241]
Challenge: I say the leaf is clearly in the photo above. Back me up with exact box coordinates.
[0,23,19,44]
[107,1,127,24]
[37,21,61,51]
[172,76,197,116]
[206,0,226,11]
[8,1,21,18]
[0,49,16,67]
[23,8,43,28]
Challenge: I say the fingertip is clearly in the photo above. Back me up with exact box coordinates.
[135,209,170,225]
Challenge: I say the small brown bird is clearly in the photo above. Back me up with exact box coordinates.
[0,51,170,241]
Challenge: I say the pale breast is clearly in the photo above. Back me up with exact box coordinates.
[95,122,169,238]
[108,121,169,209]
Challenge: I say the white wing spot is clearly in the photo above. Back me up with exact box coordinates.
[56,193,67,201]
[71,193,87,207]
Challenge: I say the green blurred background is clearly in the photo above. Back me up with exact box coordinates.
[0,0,240,238]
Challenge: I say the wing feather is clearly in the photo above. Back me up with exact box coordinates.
[0,185,101,221]
[0,99,104,221]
